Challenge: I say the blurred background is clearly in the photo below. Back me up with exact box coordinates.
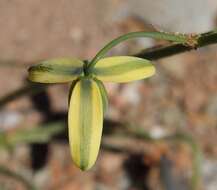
[0,0,217,189]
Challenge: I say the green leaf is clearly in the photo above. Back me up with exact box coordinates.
[92,56,155,83]
[28,58,84,83]
[68,78,103,170]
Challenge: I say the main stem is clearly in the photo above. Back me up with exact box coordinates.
[135,29,217,60]
[87,31,189,72]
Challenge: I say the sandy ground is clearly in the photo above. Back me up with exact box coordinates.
[0,0,217,190]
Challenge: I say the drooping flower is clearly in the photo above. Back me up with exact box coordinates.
[28,31,187,170]
[28,56,155,170]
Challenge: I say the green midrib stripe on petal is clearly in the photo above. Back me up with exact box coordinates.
[93,60,150,76]
[79,79,92,169]
[30,64,83,76]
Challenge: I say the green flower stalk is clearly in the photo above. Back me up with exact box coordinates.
[28,31,188,170]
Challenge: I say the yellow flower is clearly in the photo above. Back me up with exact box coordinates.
[28,56,155,170]
[28,31,187,170]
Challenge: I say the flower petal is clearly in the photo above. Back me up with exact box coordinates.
[93,78,108,114]
[92,56,155,83]
[68,78,103,170]
[68,80,79,106]
[28,58,83,83]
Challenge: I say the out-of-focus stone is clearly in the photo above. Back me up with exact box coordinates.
[34,167,51,190]
[202,159,217,190]
[125,0,217,33]
[0,111,23,131]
